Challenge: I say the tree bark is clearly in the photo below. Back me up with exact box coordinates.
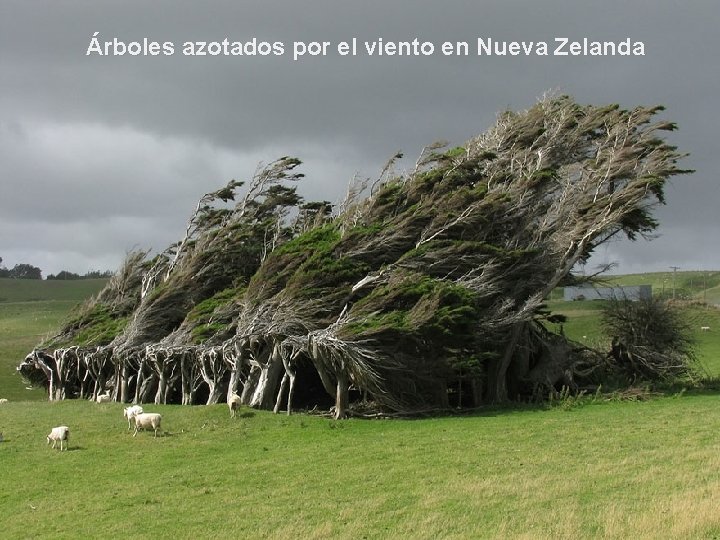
[273,373,289,414]
[489,322,525,403]
[248,344,283,409]
[225,341,246,403]
[335,371,350,420]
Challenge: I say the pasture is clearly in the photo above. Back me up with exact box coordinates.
[0,278,107,401]
[2,397,720,538]
[2,275,720,538]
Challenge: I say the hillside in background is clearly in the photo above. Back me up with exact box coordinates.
[596,271,720,304]
[0,278,108,303]
[0,278,107,400]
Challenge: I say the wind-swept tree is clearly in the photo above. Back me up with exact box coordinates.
[21,96,691,412]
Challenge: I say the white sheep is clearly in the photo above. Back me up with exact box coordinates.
[133,413,162,437]
[0,398,8,404]
[228,393,242,418]
[47,426,70,451]
[701,326,711,332]
[96,393,111,403]
[123,405,144,430]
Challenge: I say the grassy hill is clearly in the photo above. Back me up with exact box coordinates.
[591,270,720,304]
[0,278,107,400]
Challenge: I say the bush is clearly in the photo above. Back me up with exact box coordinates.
[602,296,697,383]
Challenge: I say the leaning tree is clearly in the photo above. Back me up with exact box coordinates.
[229,95,690,410]
[20,95,690,413]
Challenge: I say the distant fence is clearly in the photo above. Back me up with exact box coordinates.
[563,285,652,301]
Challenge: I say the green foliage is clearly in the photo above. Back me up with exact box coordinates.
[444,146,466,159]
[602,296,697,383]
[342,222,385,241]
[373,179,405,206]
[47,270,113,280]
[274,223,340,257]
[19,98,696,407]
[409,281,479,341]
[190,321,230,344]
[185,286,241,324]
[345,310,411,334]
[0,263,43,279]
[62,304,128,346]
[253,225,338,292]
[186,286,242,344]
[265,224,371,298]
[345,275,480,355]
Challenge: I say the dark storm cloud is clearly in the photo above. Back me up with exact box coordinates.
[0,0,718,274]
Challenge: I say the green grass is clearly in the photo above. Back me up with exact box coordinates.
[2,398,720,538]
[0,278,107,401]
[0,278,107,303]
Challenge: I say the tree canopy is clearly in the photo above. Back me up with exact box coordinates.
[0,262,43,279]
[20,96,692,416]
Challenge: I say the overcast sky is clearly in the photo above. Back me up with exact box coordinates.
[1,1,718,277]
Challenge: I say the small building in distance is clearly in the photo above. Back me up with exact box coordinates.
[563,284,652,301]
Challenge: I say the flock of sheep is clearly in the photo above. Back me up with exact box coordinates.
[0,393,243,451]
[42,405,161,452]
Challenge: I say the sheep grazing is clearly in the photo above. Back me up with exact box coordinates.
[701,326,711,332]
[228,393,242,418]
[96,393,111,403]
[47,426,70,451]
[0,398,8,404]
[133,413,162,437]
[123,405,144,430]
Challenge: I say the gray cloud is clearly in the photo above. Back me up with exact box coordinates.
[1,0,718,275]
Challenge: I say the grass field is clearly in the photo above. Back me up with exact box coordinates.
[2,275,720,538]
[2,397,720,538]
[0,278,107,401]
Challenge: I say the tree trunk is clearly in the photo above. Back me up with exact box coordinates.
[287,372,296,416]
[249,349,283,409]
[273,373,289,414]
[335,371,349,420]
[134,362,145,404]
[470,378,482,407]
[48,370,57,401]
[120,363,130,403]
[155,373,167,405]
[137,373,157,404]
[310,358,337,397]
[205,381,223,405]
[240,366,261,404]
[489,322,525,403]
[79,371,88,400]
[54,352,67,400]
[226,345,246,403]
[181,362,193,405]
